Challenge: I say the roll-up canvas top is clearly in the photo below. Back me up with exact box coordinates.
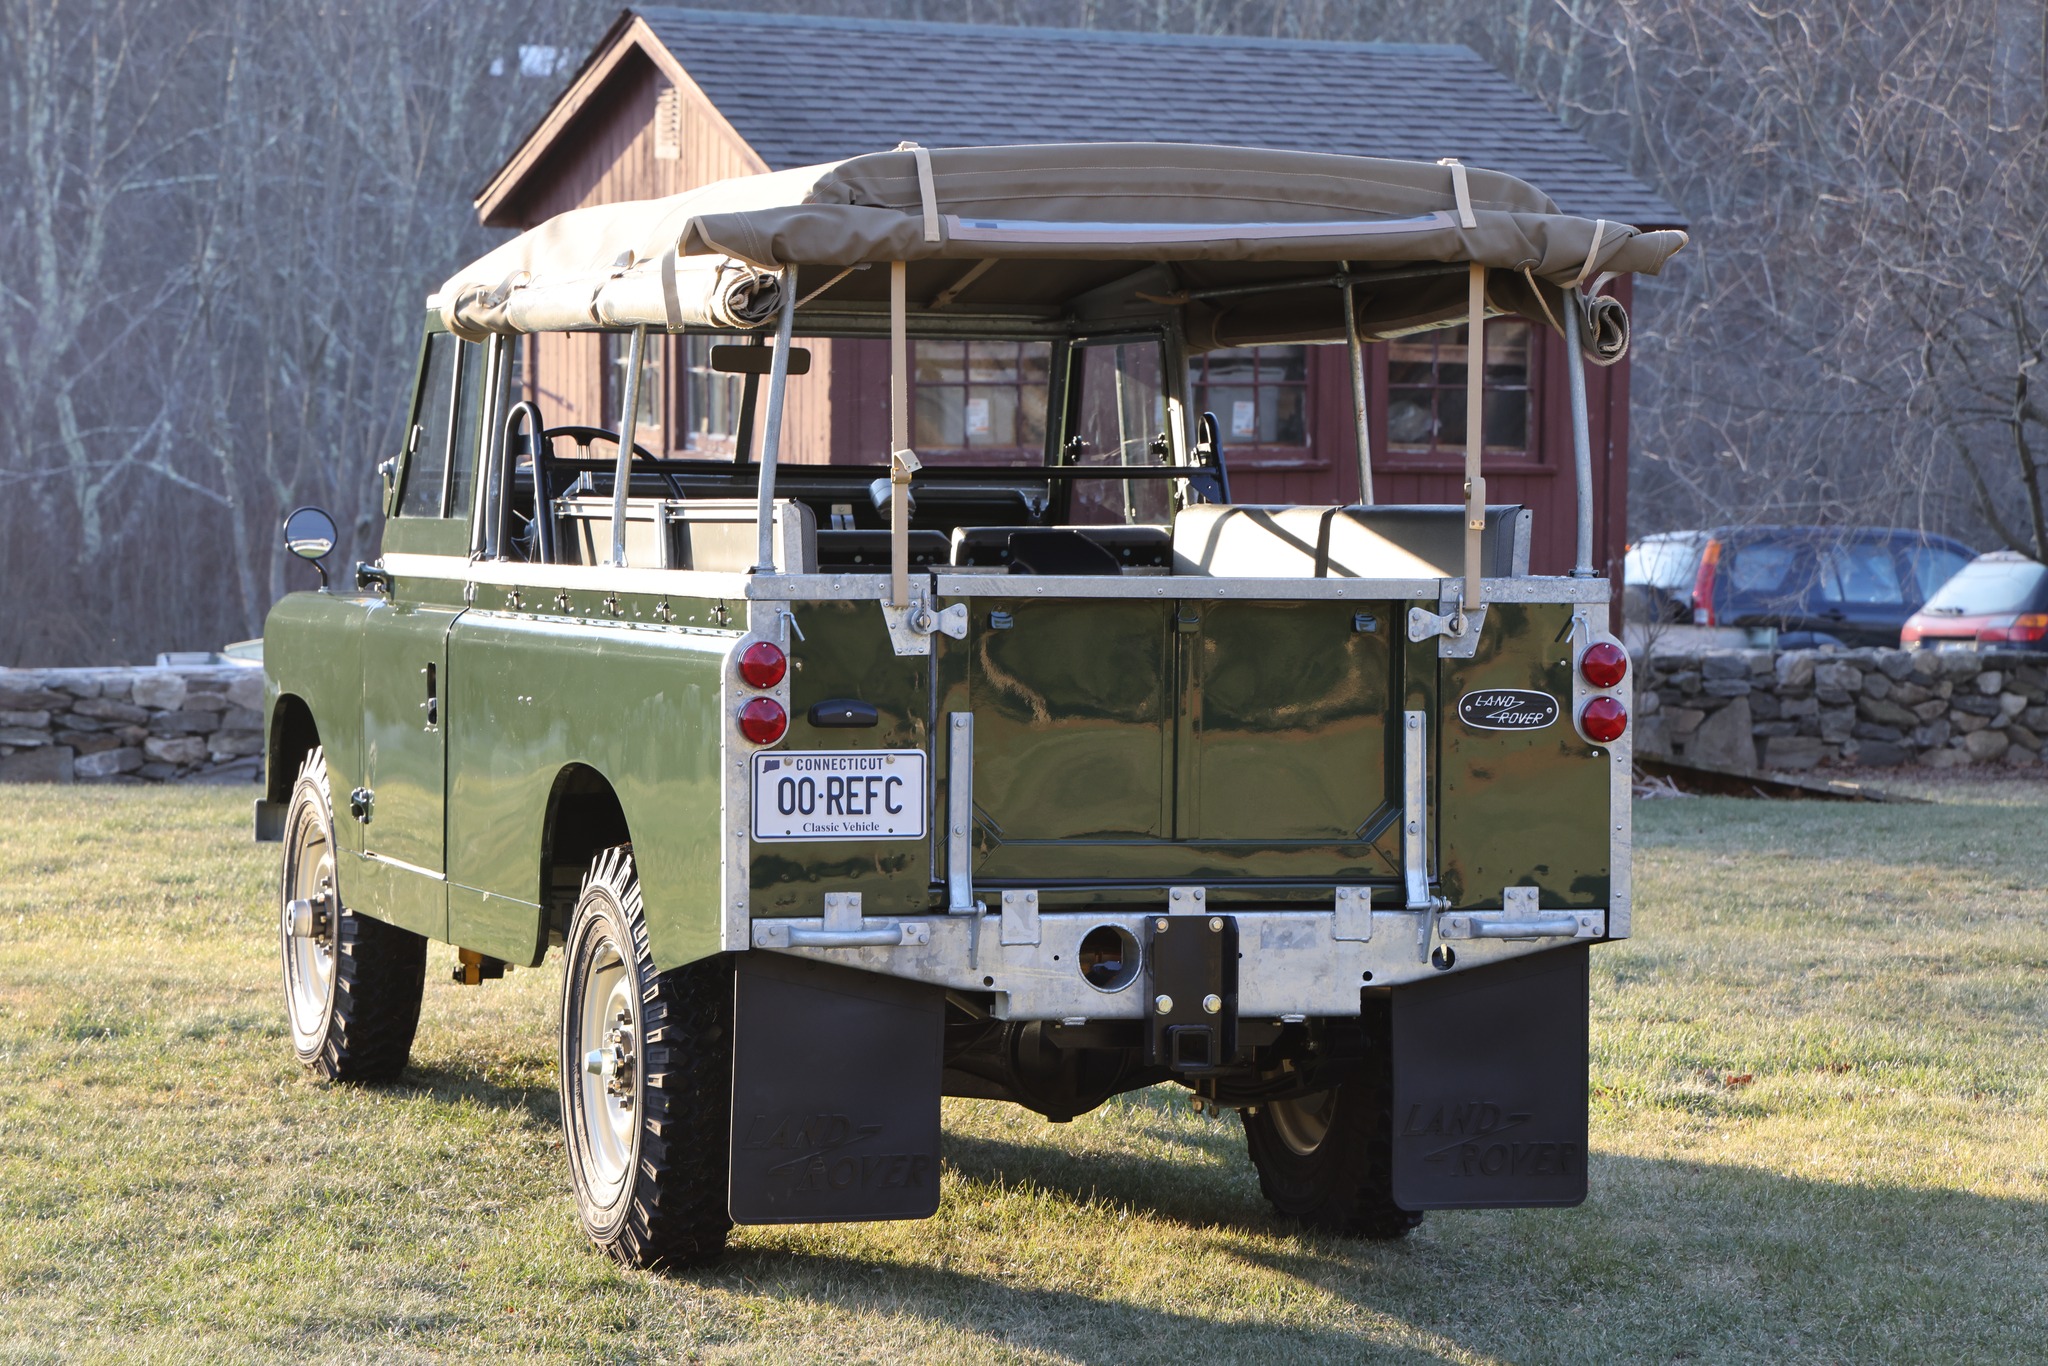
[438,142,1686,357]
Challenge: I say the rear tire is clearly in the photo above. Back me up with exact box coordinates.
[278,746,426,1082]
[1241,1009,1422,1240]
[558,846,733,1268]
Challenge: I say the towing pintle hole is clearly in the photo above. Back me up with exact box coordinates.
[1078,924,1140,993]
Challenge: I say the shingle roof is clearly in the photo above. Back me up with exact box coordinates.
[633,6,1683,227]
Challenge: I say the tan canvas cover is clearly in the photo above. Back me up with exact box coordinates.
[438,143,1685,357]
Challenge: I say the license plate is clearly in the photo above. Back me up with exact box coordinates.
[751,750,927,841]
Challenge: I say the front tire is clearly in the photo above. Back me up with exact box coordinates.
[558,846,733,1268]
[278,746,426,1081]
[1241,1009,1423,1240]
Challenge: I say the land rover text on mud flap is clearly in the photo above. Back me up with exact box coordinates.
[258,142,1684,1266]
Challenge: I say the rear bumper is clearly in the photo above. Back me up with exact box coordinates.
[749,904,1609,1022]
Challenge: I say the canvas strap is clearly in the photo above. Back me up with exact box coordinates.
[660,251,682,331]
[896,140,941,243]
[1437,157,1478,230]
[1575,220,1612,289]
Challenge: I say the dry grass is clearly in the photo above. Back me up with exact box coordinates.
[0,780,2043,1363]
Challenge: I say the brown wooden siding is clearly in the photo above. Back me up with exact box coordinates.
[1228,292,1630,582]
[506,46,835,463]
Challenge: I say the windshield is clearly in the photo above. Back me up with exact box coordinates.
[1921,558,2047,615]
[1624,536,1701,590]
[1066,338,1173,525]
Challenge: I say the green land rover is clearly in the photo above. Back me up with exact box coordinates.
[258,142,1683,1267]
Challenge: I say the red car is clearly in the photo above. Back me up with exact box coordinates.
[1901,551,2048,648]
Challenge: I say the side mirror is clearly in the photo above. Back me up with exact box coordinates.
[283,505,339,591]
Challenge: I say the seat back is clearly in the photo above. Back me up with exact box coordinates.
[950,524,1172,572]
[553,496,815,572]
[1172,504,1531,578]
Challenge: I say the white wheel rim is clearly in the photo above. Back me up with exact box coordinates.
[1270,1090,1336,1157]
[576,938,639,1204]
[281,803,337,1051]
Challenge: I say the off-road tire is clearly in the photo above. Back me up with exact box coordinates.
[558,846,733,1269]
[278,745,427,1081]
[1241,1005,1423,1240]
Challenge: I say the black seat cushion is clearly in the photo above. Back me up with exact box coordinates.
[1005,529,1123,576]
[814,530,950,568]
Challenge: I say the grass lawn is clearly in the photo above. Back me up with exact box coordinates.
[1,777,2044,1364]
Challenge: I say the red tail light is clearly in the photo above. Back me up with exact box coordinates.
[737,697,787,744]
[1900,619,1923,646]
[1580,696,1628,744]
[1979,613,2048,645]
[738,640,787,688]
[1691,538,1721,626]
[1580,641,1628,689]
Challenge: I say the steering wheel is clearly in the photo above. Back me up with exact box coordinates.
[544,424,659,464]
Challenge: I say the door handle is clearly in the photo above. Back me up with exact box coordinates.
[420,662,438,728]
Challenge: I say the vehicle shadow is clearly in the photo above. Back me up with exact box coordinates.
[706,1247,1446,1365]
[698,1144,2048,1364]
[388,1060,560,1127]
[941,1121,1275,1235]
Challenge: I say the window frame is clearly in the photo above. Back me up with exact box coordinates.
[1372,315,1548,475]
[601,330,667,451]
[904,337,1056,466]
[1188,343,1323,471]
[395,329,459,520]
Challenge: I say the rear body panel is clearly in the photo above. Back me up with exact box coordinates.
[930,594,1401,890]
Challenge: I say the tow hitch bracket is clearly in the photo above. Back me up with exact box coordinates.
[1144,913,1238,1071]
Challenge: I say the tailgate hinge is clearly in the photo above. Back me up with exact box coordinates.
[1408,588,1489,660]
[879,583,968,656]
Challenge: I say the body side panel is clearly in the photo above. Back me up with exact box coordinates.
[263,591,373,858]
[444,607,732,970]
[1436,602,1609,909]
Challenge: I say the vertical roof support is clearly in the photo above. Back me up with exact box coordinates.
[1341,264,1374,506]
[1563,300,1597,578]
[1462,262,1486,614]
[752,270,798,573]
[608,324,648,567]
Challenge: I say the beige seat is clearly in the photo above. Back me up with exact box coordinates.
[554,496,815,572]
[1171,504,1531,579]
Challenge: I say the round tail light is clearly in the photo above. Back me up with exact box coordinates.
[1580,640,1628,689]
[737,697,788,745]
[1580,696,1628,744]
[738,641,787,688]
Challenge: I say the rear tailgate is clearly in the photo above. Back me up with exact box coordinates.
[937,592,1401,887]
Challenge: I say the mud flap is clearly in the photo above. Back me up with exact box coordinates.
[1390,944,1589,1210]
[729,954,945,1225]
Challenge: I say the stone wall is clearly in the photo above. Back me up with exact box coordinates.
[1635,646,2048,772]
[0,666,265,783]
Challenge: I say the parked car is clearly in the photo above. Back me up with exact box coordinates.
[1900,550,2048,648]
[1623,526,1974,648]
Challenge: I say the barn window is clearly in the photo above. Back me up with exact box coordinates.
[913,340,1050,459]
[602,332,664,449]
[1384,320,1532,456]
[1190,346,1309,449]
[678,334,744,455]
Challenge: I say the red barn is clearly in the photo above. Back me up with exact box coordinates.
[475,7,1684,578]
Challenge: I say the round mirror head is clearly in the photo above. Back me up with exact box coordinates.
[282,506,338,561]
